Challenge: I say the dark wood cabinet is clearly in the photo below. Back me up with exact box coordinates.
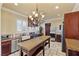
[64,11,79,55]
[55,34,61,42]
[50,33,55,38]
[64,11,79,39]
[1,40,11,56]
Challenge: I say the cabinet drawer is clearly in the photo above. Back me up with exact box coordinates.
[1,40,11,45]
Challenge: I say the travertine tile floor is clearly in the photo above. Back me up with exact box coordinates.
[9,38,66,56]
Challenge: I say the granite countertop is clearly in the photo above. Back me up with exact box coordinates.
[18,36,50,51]
[66,38,79,51]
[1,39,11,42]
[1,36,22,42]
[1,33,30,42]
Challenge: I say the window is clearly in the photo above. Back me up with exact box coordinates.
[16,19,27,32]
[22,21,27,31]
[17,20,22,31]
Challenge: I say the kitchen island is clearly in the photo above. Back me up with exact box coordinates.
[18,36,50,56]
[66,39,79,56]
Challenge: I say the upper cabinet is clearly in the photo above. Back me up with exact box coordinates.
[64,11,79,39]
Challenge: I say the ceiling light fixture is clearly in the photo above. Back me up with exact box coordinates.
[55,6,59,9]
[32,11,36,15]
[42,15,45,18]
[31,18,33,21]
[28,4,45,25]
[29,15,32,18]
[14,3,18,6]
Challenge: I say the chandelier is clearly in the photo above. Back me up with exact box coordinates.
[28,4,45,25]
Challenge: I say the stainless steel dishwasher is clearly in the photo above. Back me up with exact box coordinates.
[11,39,20,53]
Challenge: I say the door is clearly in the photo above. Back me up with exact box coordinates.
[45,23,51,35]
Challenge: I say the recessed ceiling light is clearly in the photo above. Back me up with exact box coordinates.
[14,3,18,6]
[55,6,59,9]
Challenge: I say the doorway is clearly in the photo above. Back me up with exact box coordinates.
[45,23,51,36]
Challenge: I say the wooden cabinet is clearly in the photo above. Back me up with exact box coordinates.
[64,11,79,55]
[64,11,79,39]
[1,40,11,56]
[55,34,61,42]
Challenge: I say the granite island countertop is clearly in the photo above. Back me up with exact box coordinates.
[66,38,79,51]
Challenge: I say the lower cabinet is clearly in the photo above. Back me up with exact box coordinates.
[50,33,55,38]
[55,34,61,42]
[1,39,20,56]
[1,40,11,56]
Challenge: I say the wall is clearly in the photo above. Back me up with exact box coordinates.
[61,3,79,52]
[51,19,63,34]
[1,7,27,34]
[0,4,2,34]
[72,3,79,12]
[1,7,41,37]
[0,3,2,56]
[40,3,79,35]
[40,18,63,35]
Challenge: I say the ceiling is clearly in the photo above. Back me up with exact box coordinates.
[2,3,75,19]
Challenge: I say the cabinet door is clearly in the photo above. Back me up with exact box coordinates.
[78,12,79,39]
[64,11,79,39]
[1,40,11,56]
